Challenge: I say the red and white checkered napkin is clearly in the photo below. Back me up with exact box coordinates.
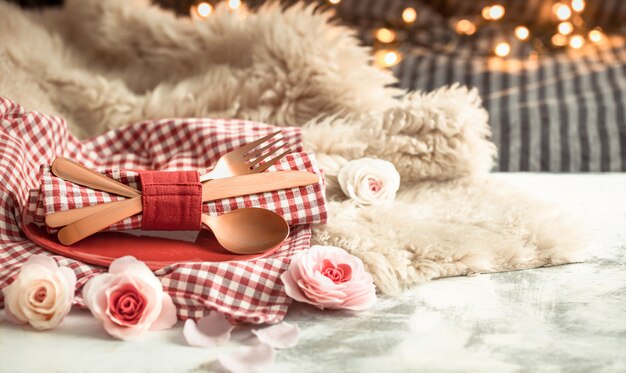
[33,152,326,231]
[0,96,327,324]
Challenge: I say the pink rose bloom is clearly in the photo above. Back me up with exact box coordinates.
[280,245,377,310]
[82,256,177,340]
[2,255,76,330]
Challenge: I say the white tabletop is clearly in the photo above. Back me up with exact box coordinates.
[2,173,625,373]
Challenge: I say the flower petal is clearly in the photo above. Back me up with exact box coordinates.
[82,273,114,319]
[109,256,152,277]
[149,292,177,331]
[252,322,300,349]
[183,312,234,348]
[108,257,163,300]
[3,302,26,325]
[102,317,149,340]
[280,270,309,304]
[218,344,276,373]
[341,289,378,311]
[22,254,58,271]
[58,266,77,293]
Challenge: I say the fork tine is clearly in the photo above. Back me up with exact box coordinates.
[251,149,291,173]
[243,138,283,161]
[236,131,282,154]
[247,143,288,167]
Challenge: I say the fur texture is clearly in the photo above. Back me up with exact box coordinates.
[0,0,585,295]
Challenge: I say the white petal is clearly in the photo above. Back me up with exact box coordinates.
[108,256,163,295]
[149,293,178,331]
[183,312,234,348]
[218,344,276,373]
[251,322,300,349]
[22,255,58,271]
[109,256,152,277]
[58,266,77,292]
[81,273,114,318]
[3,300,27,324]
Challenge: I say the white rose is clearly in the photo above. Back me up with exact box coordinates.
[3,255,76,330]
[337,158,400,206]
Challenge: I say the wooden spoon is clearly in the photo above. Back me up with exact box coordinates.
[201,208,289,254]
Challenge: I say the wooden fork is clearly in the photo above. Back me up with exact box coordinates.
[199,131,290,181]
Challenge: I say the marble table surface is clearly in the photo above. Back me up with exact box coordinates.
[1,173,625,373]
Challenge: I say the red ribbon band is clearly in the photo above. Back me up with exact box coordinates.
[139,171,202,231]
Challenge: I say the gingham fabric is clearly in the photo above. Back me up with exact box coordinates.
[35,152,326,231]
[0,96,327,324]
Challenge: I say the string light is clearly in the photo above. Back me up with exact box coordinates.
[514,26,530,40]
[228,0,241,10]
[482,6,493,20]
[455,19,477,35]
[558,21,574,35]
[569,34,585,49]
[384,51,399,65]
[494,42,511,57]
[402,7,417,24]
[589,29,604,43]
[342,0,616,63]
[553,3,572,21]
[375,49,402,68]
[376,28,396,43]
[192,2,213,19]
[551,33,568,46]
[571,0,585,12]
[488,5,505,20]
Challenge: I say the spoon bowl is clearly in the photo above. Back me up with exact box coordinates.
[201,208,289,255]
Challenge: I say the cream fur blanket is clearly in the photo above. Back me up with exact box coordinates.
[0,0,585,295]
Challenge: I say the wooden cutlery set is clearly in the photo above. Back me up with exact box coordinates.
[41,131,320,257]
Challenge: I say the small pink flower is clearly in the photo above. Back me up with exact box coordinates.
[82,256,177,340]
[280,245,377,310]
[2,255,76,330]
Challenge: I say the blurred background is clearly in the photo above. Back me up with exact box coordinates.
[8,0,626,172]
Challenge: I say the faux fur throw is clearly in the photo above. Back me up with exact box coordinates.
[0,0,585,295]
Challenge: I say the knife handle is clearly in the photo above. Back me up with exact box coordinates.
[57,196,143,245]
[45,200,127,228]
[201,172,319,202]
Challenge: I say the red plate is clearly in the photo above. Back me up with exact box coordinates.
[21,219,280,270]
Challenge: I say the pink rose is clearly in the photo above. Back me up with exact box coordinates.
[280,245,377,310]
[82,256,177,340]
[2,255,76,330]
